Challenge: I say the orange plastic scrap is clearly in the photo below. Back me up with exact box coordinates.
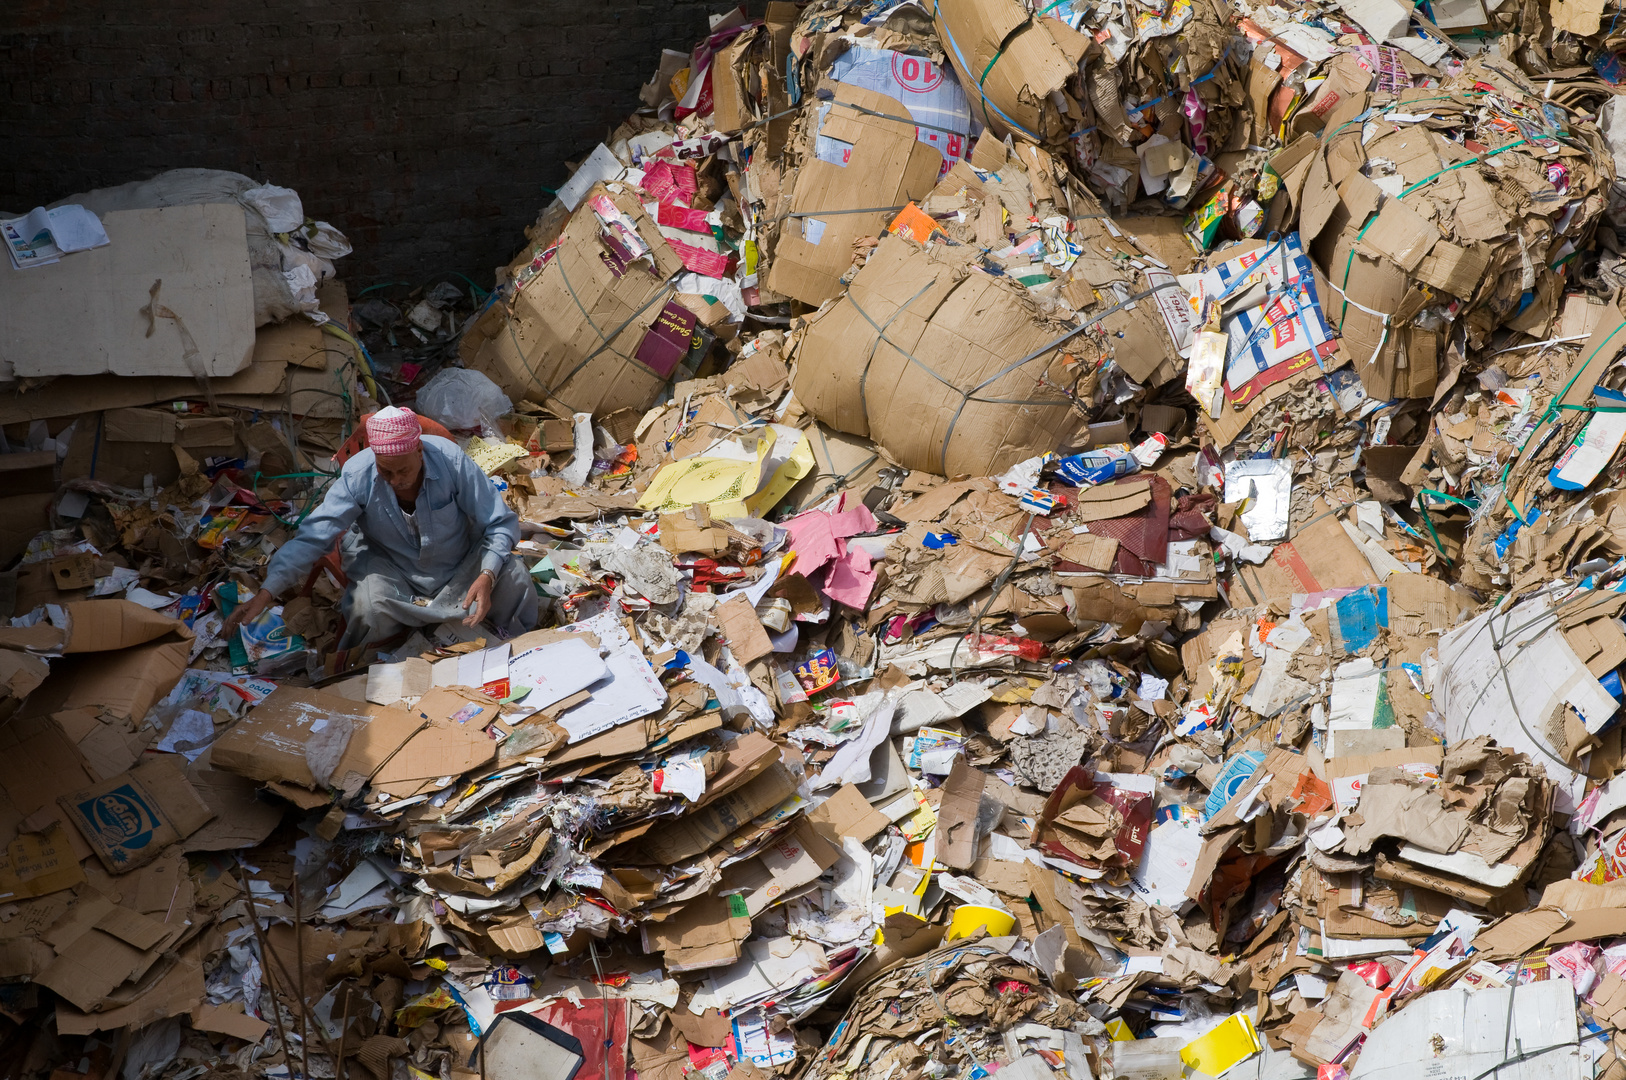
[888,202,943,243]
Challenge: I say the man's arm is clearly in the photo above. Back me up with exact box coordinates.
[259,466,368,598]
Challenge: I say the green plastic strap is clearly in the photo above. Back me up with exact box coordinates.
[252,470,330,529]
[1498,460,1525,525]
[1338,248,1355,326]
[1502,320,1626,523]
[1416,487,1479,509]
[1414,491,1454,566]
[932,0,1039,139]
[1338,215,1381,326]
[1541,320,1626,426]
[1500,405,1626,522]
[979,49,1003,87]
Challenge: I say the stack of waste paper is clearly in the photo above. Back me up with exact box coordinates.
[22,0,1626,1079]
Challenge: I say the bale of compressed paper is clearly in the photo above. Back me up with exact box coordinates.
[462,183,686,417]
[793,232,1088,476]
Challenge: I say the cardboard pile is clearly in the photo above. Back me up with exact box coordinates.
[24,1,1626,1079]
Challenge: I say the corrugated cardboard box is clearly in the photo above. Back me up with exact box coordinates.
[708,29,757,134]
[17,601,194,724]
[642,893,752,973]
[807,783,890,844]
[0,204,256,381]
[62,408,241,489]
[1313,211,1439,401]
[935,757,987,870]
[726,818,842,916]
[0,823,85,900]
[0,281,352,426]
[61,599,187,654]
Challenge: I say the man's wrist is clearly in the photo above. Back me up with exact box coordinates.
[476,569,496,585]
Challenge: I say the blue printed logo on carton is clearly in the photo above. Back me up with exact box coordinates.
[75,784,160,865]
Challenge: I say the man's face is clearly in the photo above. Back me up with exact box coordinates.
[375,449,424,496]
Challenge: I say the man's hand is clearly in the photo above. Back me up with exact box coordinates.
[223,588,274,635]
[462,571,495,627]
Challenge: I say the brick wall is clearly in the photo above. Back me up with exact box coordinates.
[0,0,728,285]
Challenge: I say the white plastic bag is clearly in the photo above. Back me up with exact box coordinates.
[240,184,304,232]
[415,368,512,432]
[303,220,352,260]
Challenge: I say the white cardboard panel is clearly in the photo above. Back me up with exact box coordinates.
[1,203,255,379]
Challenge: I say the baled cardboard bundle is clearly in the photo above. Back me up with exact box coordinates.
[766,81,952,307]
[463,183,685,416]
[1080,0,1241,160]
[1298,60,1611,403]
[1293,112,1430,402]
[709,2,799,156]
[1309,192,1442,402]
[793,233,1087,475]
[928,0,1088,145]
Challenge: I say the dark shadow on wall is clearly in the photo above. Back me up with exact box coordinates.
[0,0,731,287]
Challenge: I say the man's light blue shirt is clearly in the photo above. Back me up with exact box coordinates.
[262,435,519,597]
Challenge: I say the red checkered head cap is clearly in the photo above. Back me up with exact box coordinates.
[366,407,423,456]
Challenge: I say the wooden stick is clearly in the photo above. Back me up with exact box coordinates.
[233,871,310,1048]
[236,858,298,1080]
[102,1026,133,1080]
[337,986,352,1080]
[293,874,312,1080]
[257,922,308,1033]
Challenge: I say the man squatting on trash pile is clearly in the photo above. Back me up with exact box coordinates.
[223,406,538,648]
